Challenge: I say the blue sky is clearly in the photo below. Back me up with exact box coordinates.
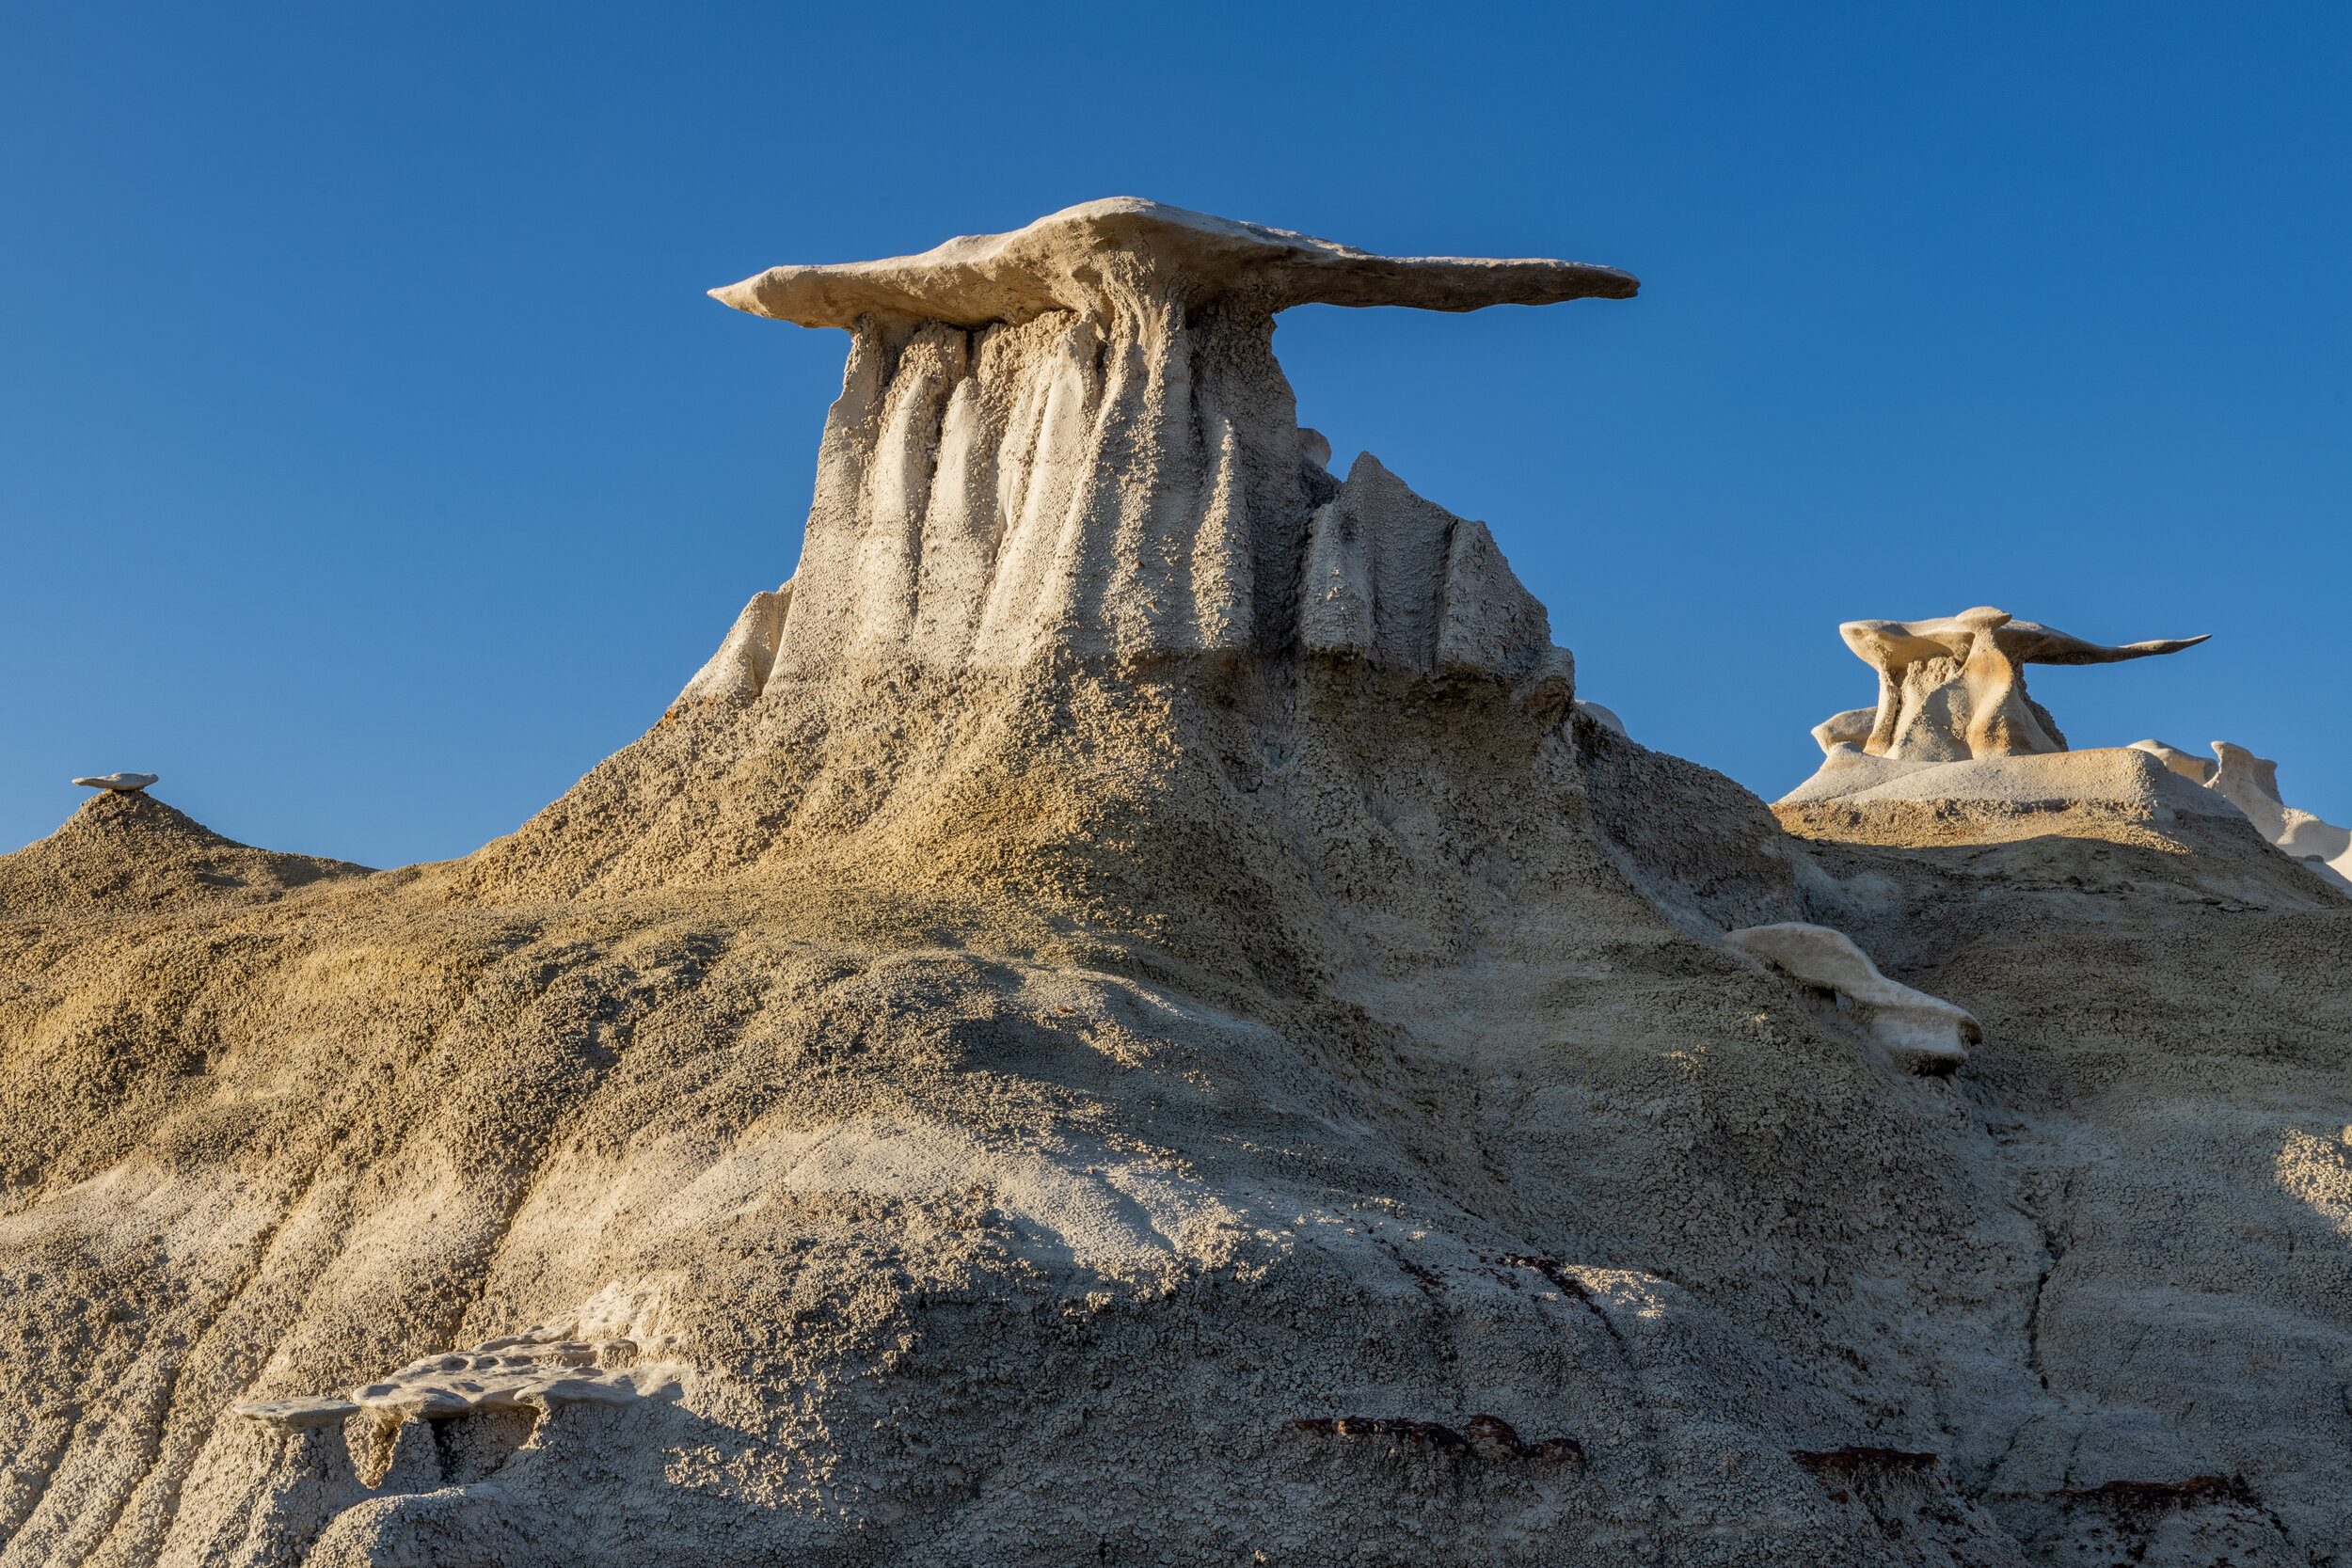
[4,2,2346,865]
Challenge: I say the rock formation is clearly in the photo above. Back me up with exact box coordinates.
[2126,737,2214,784]
[0,786,372,916]
[3,202,2348,1568]
[69,772,157,793]
[1573,699,1626,736]
[2131,738,2352,891]
[689,197,1625,689]
[1724,922,1980,1072]
[1775,609,2347,895]
[1813,607,2207,762]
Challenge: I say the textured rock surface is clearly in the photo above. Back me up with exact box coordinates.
[0,789,373,917]
[1724,922,1980,1072]
[1820,607,2207,762]
[708,196,1639,330]
[2,204,2347,1567]
[2124,738,2352,892]
[2207,741,2352,892]
[1770,744,2321,866]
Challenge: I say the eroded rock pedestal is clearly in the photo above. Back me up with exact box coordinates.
[1811,607,2207,763]
[2,203,2346,1568]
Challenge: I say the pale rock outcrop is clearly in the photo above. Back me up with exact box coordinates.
[2205,741,2352,890]
[1575,699,1626,736]
[1818,607,2207,763]
[2125,739,2352,889]
[1724,922,1980,1072]
[672,579,792,707]
[1809,708,1878,752]
[1300,451,1576,711]
[1780,745,2233,816]
[2125,738,2214,784]
[704,197,1628,685]
[234,1327,681,1426]
[1775,739,2283,863]
[453,198,1617,908]
[70,772,156,793]
[1775,610,2299,865]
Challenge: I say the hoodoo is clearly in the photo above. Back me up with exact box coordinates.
[1811,606,2209,762]
[454,199,1629,927]
[698,196,1632,679]
[4,203,2349,1568]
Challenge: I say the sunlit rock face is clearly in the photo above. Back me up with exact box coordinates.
[705,197,1632,684]
[1811,606,2207,763]
[461,200,1627,913]
[8,202,2352,1568]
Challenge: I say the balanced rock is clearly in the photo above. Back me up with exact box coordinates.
[1814,607,2206,762]
[455,198,1632,910]
[71,771,157,792]
[700,196,1630,685]
[1779,608,2269,862]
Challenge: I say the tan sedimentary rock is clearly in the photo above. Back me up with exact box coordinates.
[709,196,1637,331]
[672,579,792,708]
[1821,607,2207,762]
[1773,612,2342,895]
[690,197,1624,687]
[2127,737,2217,783]
[4,204,2349,1568]
[2205,741,2352,890]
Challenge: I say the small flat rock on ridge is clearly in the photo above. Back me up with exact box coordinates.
[72,772,158,792]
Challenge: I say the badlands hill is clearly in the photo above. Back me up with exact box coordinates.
[3,199,2349,1568]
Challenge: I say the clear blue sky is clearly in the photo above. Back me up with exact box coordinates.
[4,3,2346,866]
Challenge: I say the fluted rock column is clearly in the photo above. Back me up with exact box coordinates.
[706,198,1636,688]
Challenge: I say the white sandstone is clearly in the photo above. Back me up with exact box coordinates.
[2206,741,2352,890]
[674,579,793,708]
[700,198,1628,687]
[71,772,158,792]
[1778,744,2239,819]
[2127,738,2215,784]
[1724,922,1981,1072]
